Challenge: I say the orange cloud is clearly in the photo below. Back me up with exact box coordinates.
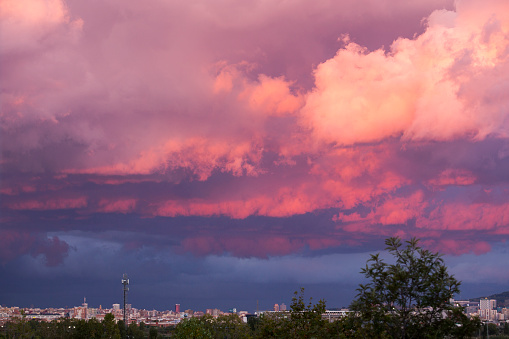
[155,184,329,219]
[214,63,304,117]
[65,137,264,179]
[335,191,426,227]
[301,0,509,145]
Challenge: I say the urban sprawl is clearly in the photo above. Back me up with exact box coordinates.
[0,297,507,327]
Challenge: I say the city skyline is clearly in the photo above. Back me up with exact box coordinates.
[2,0,509,311]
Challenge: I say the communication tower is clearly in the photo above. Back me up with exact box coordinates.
[122,273,129,328]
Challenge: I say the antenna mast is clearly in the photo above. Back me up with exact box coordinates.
[122,273,129,328]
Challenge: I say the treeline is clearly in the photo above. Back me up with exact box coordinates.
[173,288,482,339]
[0,313,163,339]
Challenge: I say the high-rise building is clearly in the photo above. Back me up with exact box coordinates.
[175,304,180,313]
[480,298,496,310]
[274,304,279,312]
[280,303,287,311]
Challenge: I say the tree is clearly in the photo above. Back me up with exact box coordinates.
[481,323,498,338]
[210,314,251,339]
[103,313,121,339]
[286,288,328,338]
[117,320,125,339]
[149,326,159,339]
[254,288,330,339]
[173,317,213,339]
[127,322,145,339]
[350,237,479,339]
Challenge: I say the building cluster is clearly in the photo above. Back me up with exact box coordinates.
[451,298,509,323]
[0,299,255,327]
[273,303,287,312]
[3,297,508,327]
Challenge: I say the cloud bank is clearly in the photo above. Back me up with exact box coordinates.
[2,0,509,308]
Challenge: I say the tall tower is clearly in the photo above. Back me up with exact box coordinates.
[82,297,88,319]
[122,273,129,327]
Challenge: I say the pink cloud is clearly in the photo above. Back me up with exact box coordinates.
[427,168,476,188]
[9,197,87,210]
[422,239,491,256]
[377,191,427,225]
[97,198,137,213]
[3,0,509,262]
[154,187,326,219]
[0,0,82,54]
[419,202,509,231]
[65,138,264,180]
[301,0,509,145]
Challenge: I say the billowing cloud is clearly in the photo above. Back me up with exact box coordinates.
[0,230,70,266]
[2,0,509,309]
[302,0,509,145]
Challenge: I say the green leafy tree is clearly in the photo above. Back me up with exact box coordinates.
[74,318,97,339]
[103,313,121,339]
[5,311,35,339]
[173,316,214,339]
[127,322,145,339]
[254,311,287,338]
[447,308,481,339]
[481,323,498,338]
[254,288,329,339]
[149,326,159,339]
[350,237,479,339]
[211,314,251,339]
[117,320,127,339]
[286,288,328,338]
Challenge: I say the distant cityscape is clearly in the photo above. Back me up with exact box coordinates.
[1,296,508,327]
[0,298,291,327]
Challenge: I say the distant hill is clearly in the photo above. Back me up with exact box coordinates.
[471,291,509,307]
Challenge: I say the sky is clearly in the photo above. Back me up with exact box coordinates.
[2,0,509,312]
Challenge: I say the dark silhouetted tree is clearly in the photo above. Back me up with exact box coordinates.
[350,237,480,339]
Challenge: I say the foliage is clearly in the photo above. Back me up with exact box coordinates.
[210,314,251,339]
[174,313,251,339]
[149,326,159,339]
[350,237,480,339]
[174,288,333,339]
[173,316,213,339]
[0,313,126,339]
[285,287,329,338]
[252,288,332,339]
[127,321,145,339]
[103,313,121,339]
